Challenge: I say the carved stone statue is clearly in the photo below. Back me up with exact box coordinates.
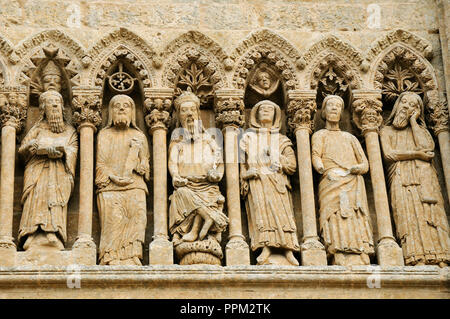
[18,90,78,251]
[240,100,300,266]
[380,92,450,267]
[95,94,150,265]
[311,95,374,266]
[168,91,228,265]
[41,60,62,93]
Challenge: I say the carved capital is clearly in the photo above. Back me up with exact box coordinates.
[72,88,102,132]
[426,91,449,136]
[0,86,28,132]
[287,98,317,134]
[352,97,383,135]
[214,89,245,128]
[144,98,172,132]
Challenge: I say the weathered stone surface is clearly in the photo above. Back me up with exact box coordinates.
[0,0,448,299]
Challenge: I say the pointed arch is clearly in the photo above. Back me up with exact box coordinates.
[161,30,228,90]
[87,28,157,88]
[302,35,364,91]
[230,29,301,92]
[12,29,87,87]
[368,31,437,94]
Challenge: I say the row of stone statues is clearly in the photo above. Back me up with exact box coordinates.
[15,86,450,267]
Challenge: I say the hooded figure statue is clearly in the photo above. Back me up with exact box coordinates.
[240,100,300,266]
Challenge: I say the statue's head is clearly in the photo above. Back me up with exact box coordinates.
[41,60,62,92]
[174,91,201,134]
[321,95,344,123]
[39,90,65,133]
[388,92,424,129]
[109,94,135,129]
[256,70,271,90]
[250,100,282,130]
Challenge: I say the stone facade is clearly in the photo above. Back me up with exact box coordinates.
[0,0,448,298]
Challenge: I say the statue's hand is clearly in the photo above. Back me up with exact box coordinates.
[28,139,39,155]
[130,137,143,149]
[349,165,363,175]
[173,176,188,188]
[110,175,134,186]
[244,168,259,180]
[410,110,420,124]
[270,161,282,172]
[47,146,63,159]
[207,169,221,182]
[417,150,434,161]
[315,163,325,174]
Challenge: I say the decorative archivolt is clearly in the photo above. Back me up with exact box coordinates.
[302,35,364,92]
[11,29,87,88]
[369,46,437,97]
[230,29,301,92]
[161,31,227,106]
[366,29,433,66]
[87,28,157,89]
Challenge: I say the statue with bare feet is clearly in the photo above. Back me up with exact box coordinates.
[168,90,228,265]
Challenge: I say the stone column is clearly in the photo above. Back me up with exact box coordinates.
[71,87,102,265]
[215,89,250,265]
[426,91,450,202]
[144,88,174,265]
[287,90,327,266]
[0,88,27,266]
[352,91,404,266]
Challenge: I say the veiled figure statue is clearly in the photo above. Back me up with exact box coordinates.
[380,92,449,267]
[240,100,300,266]
[311,95,374,266]
[95,94,150,265]
[18,90,78,251]
[168,90,228,265]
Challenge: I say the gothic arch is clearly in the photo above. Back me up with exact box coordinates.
[302,35,364,91]
[230,29,301,92]
[87,28,157,89]
[12,29,87,87]
[368,42,437,95]
[161,30,228,90]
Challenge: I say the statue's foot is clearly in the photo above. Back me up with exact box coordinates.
[285,250,299,266]
[132,256,142,266]
[182,232,198,242]
[23,235,35,251]
[198,219,213,241]
[438,262,448,268]
[256,246,271,265]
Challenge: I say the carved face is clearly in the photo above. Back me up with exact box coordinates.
[363,108,378,125]
[324,97,343,122]
[393,94,419,129]
[111,95,133,128]
[179,101,200,132]
[257,102,275,125]
[43,74,62,92]
[257,71,271,90]
[42,92,64,133]
[8,93,17,106]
